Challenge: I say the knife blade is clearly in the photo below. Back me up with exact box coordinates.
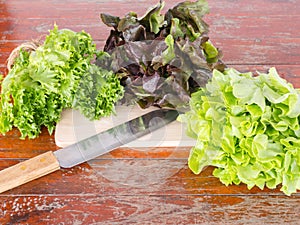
[0,109,179,193]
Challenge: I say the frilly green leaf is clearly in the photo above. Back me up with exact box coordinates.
[180,67,300,195]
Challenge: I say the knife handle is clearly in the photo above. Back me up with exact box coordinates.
[0,151,60,193]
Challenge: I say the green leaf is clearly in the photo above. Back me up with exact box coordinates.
[167,0,210,37]
[100,13,121,29]
[203,41,219,62]
[73,64,123,120]
[162,35,176,65]
[138,1,165,34]
[0,26,123,139]
[180,67,300,195]
[170,18,185,39]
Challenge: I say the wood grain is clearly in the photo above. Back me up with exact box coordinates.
[1,0,300,224]
[1,195,299,225]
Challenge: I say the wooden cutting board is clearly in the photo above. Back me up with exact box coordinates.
[55,105,196,148]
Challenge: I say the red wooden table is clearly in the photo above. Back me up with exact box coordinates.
[0,0,300,224]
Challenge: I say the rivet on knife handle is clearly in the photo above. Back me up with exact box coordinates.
[0,151,60,193]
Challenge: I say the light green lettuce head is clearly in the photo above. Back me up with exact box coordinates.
[179,67,300,195]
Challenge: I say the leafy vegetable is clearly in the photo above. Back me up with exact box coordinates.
[179,67,300,195]
[0,25,123,139]
[99,0,224,110]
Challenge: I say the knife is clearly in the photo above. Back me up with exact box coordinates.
[0,109,179,193]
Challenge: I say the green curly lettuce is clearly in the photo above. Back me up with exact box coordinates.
[0,25,123,139]
[179,67,300,195]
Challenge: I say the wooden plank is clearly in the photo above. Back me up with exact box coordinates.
[1,15,300,41]
[1,1,300,44]
[0,128,58,159]
[0,0,183,19]
[209,0,300,16]
[213,38,300,65]
[2,0,300,19]
[207,16,300,39]
[1,1,300,73]
[0,195,299,225]
[0,159,296,196]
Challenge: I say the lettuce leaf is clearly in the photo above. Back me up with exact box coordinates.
[179,67,300,195]
[0,26,123,139]
[99,0,225,110]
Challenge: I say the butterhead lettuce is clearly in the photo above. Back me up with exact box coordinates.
[179,67,300,195]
